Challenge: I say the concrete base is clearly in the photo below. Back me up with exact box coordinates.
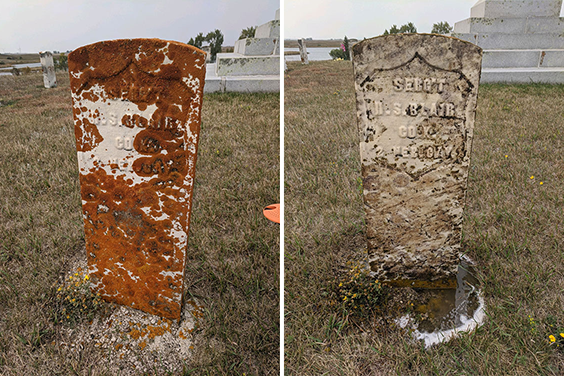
[216,53,279,76]
[204,63,279,93]
[481,67,564,83]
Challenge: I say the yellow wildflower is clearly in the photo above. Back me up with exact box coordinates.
[549,335,556,343]
[560,333,564,338]
[530,176,534,179]
[540,182,543,185]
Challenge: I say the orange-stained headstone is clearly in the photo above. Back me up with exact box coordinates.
[69,39,206,319]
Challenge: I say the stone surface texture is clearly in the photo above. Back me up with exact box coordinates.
[453,0,564,83]
[352,34,482,285]
[40,51,57,88]
[69,38,206,319]
[297,39,309,64]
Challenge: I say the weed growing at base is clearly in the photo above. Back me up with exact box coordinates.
[334,262,386,316]
[54,269,102,325]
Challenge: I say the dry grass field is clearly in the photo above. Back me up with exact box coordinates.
[284,60,564,375]
[0,72,279,375]
[0,53,40,67]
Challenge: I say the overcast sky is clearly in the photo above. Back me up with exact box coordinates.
[285,0,564,40]
[0,0,279,53]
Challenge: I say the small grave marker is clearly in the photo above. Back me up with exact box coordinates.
[297,39,309,64]
[40,51,57,88]
[68,39,206,319]
[352,34,482,287]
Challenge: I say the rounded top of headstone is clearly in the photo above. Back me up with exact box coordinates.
[352,34,482,84]
[68,39,206,86]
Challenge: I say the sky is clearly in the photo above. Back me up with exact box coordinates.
[284,0,564,40]
[0,0,279,53]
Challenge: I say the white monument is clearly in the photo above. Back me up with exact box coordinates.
[453,0,564,83]
[205,9,280,93]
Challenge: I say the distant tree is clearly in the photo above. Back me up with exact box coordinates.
[206,29,224,63]
[329,48,347,60]
[343,35,350,60]
[239,26,256,40]
[187,30,223,63]
[55,53,68,71]
[383,22,417,35]
[187,32,206,48]
[431,21,453,35]
[329,35,351,60]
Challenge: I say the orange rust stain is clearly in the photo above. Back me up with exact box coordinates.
[178,329,187,340]
[146,323,171,339]
[69,39,206,320]
[74,117,103,152]
[138,341,147,350]
[128,328,144,340]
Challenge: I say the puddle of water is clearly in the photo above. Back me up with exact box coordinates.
[396,256,486,348]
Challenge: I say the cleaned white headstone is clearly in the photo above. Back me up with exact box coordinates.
[297,39,309,65]
[39,51,57,88]
[353,34,483,287]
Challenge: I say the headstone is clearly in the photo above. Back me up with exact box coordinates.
[352,34,482,287]
[39,51,57,88]
[68,39,206,319]
[297,39,309,64]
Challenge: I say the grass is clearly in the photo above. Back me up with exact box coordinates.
[0,72,279,375]
[284,60,564,375]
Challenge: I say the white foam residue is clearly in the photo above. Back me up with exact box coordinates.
[396,292,486,348]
